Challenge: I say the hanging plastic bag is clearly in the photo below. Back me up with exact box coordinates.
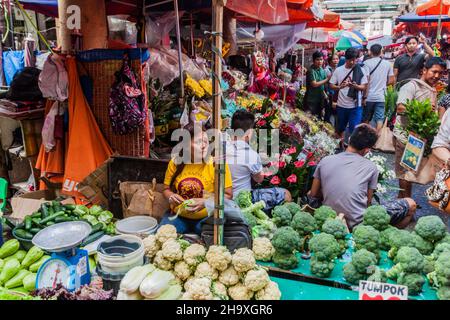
[2,50,24,85]
[41,101,59,152]
[145,11,183,47]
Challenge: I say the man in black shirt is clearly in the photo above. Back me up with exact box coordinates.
[393,35,435,86]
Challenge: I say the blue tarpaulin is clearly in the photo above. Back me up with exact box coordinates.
[397,12,450,23]
[2,51,25,86]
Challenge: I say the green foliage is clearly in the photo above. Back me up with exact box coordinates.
[414,215,447,243]
[290,212,317,236]
[362,206,391,231]
[271,226,301,255]
[384,85,398,119]
[272,205,293,227]
[313,206,337,229]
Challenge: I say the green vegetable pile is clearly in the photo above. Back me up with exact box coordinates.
[353,225,381,260]
[13,202,116,245]
[309,233,339,278]
[313,206,337,230]
[271,226,300,270]
[321,218,349,257]
[343,249,384,284]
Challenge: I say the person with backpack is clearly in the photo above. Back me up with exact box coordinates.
[362,44,395,133]
[329,48,368,148]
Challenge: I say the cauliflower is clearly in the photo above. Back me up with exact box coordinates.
[232,248,256,273]
[206,245,232,271]
[255,281,281,300]
[143,235,160,259]
[414,216,447,243]
[183,244,206,267]
[185,277,214,300]
[218,266,240,286]
[211,281,229,300]
[174,261,192,281]
[161,239,183,262]
[194,262,218,280]
[228,282,254,300]
[183,276,195,291]
[244,268,270,291]
[153,251,173,271]
[156,224,178,244]
[252,237,275,261]
[181,292,193,300]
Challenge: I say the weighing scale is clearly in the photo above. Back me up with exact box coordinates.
[32,221,92,291]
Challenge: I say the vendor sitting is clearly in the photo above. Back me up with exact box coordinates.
[161,122,233,235]
[226,110,292,210]
[308,124,416,231]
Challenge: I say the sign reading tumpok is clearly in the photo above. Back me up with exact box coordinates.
[358,281,408,300]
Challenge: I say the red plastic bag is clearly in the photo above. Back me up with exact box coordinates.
[226,0,289,25]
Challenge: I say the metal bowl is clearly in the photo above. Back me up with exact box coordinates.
[32,221,92,252]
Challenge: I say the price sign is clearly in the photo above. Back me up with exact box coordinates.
[358,281,408,300]
[400,134,426,173]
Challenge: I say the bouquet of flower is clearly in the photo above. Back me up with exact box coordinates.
[304,132,339,162]
[295,86,307,110]
[365,152,398,202]
[236,93,265,111]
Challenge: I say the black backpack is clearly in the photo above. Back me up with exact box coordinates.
[7,67,43,101]
[201,205,252,252]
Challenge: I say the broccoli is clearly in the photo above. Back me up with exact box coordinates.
[243,211,258,228]
[362,205,391,231]
[353,225,380,257]
[272,205,292,227]
[380,226,398,251]
[411,232,434,256]
[397,272,425,296]
[322,218,348,239]
[393,247,425,273]
[386,262,403,279]
[437,286,450,300]
[337,239,349,257]
[414,215,447,243]
[367,266,387,283]
[433,242,450,259]
[423,255,435,274]
[436,232,450,246]
[310,256,335,278]
[387,229,414,260]
[313,206,337,229]
[283,202,302,216]
[251,220,277,240]
[343,262,366,284]
[271,226,301,254]
[290,212,317,236]
[236,190,253,208]
[434,252,450,287]
[351,249,378,274]
[242,201,269,221]
[272,251,298,270]
[309,233,340,261]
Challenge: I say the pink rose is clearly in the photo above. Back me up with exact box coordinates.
[308,161,317,167]
[294,160,305,168]
[262,170,274,177]
[256,119,267,127]
[283,146,297,155]
[286,174,297,183]
[270,176,281,185]
[263,112,271,118]
[279,161,286,169]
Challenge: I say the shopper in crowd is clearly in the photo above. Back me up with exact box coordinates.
[308,124,416,231]
[432,107,450,164]
[161,122,233,235]
[226,110,292,210]
[395,57,446,199]
[394,34,436,86]
[362,44,395,133]
[304,51,330,120]
[324,54,340,124]
[437,76,450,117]
[329,48,368,148]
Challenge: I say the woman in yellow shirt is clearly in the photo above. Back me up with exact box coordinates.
[161,122,233,235]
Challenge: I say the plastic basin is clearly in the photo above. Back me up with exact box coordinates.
[97,235,145,273]
[115,216,158,236]
[12,228,34,251]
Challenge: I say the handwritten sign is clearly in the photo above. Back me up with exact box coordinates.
[400,134,426,173]
[358,281,408,300]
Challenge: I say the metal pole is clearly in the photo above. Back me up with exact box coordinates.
[437,0,444,42]
[301,47,305,87]
[174,0,184,98]
[212,0,224,246]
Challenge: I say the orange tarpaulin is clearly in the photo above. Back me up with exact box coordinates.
[305,10,341,28]
[62,57,112,199]
[417,0,450,16]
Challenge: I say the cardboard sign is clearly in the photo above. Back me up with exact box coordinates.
[358,281,408,300]
[400,134,426,173]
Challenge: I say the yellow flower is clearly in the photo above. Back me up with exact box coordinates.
[199,79,212,96]
[271,118,280,129]
[185,75,205,98]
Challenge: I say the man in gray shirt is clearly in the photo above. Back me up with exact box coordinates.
[309,124,416,230]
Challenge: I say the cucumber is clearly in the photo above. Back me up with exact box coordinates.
[31,211,42,219]
[46,222,55,226]
[89,223,104,235]
[64,204,76,211]
[39,211,65,225]
[40,203,49,219]
[29,228,41,235]
[81,231,105,247]
[31,218,43,228]
[24,216,32,230]
[14,229,34,240]
[54,216,73,223]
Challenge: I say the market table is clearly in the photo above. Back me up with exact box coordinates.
[259,240,438,300]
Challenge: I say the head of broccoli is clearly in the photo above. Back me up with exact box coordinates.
[437,286,450,300]
[309,233,340,261]
[243,211,258,228]
[337,239,349,257]
[322,218,348,239]
[343,262,366,284]
[283,202,302,216]
[271,226,301,254]
[414,215,447,243]
[353,225,380,254]
[367,266,387,283]
[433,242,450,259]
[411,232,434,256]
[313,206,337,229]
[380,226,398,251]
[310,256,335,278]
[362,205,391,231]
[434,251,450,287]
[436,232,450,247]
[272,205,293,227]
[236,190,253,208]
[272,251,298,270]
[388,229,414,260]
[394,246,425,274]
[397,272,425,296]
[351,249,378,274]
[290,211,317,236]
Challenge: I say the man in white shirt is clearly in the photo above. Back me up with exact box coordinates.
[329,48,369,145]
[362,44,395,133]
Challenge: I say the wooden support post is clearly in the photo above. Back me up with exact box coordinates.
[212,0,224,246]
[223,8,237,57]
